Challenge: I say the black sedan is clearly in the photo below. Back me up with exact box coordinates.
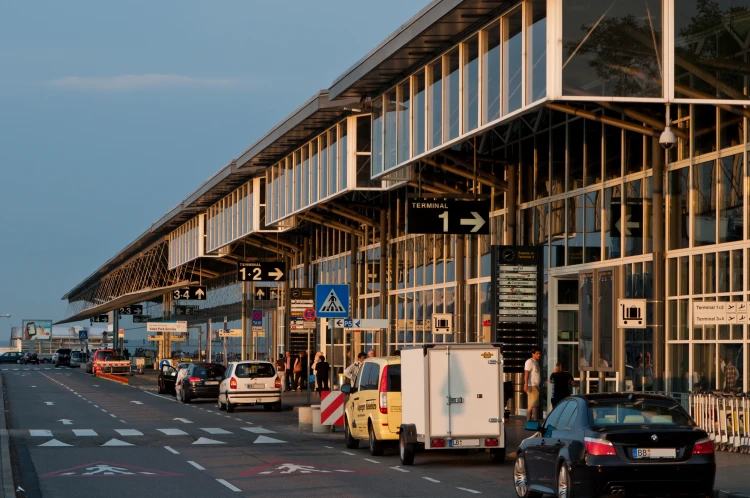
[20,352,39,365]
[178,363,225,403]
[514,393,715,498]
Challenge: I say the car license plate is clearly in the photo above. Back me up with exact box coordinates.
[248,384,265,389]
[633,448,676,459]
[450,439,479,447]
[204,381,219,385]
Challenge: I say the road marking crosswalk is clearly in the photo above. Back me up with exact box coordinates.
[201,428,232,435]
[157,429,188,436]
[241,427,275,434]
[72,429,97,436]
[115,429,143,437]
[30,430,53,437]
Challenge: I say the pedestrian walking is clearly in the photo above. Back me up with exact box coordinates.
[315,355,331,392]
[524,347,542,422]
[275,355,288,392]
[284,351,293,391]
[549,362,578,408]
[344,352,366,386]
[294,352,308,391]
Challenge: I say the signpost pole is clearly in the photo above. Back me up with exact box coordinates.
[306,329,311,405]
[207,318,212,363]
[241,281,248,361]
[223,317,228,365]
[112,311,119,353]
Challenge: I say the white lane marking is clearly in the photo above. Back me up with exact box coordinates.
[253,435,287,444]
[101,409,108,413]
[216,479,241,492]
[323,445,333,449]
[391,466,409,473]
[120,420,127,424]
[173,418,192,424]
[30,430,53,437]
[423,477,441,483]
[241,427,274,434]
[187,461,206,471]
[364,459,380,464]
[157,429,188,436]
[131,401,143,405]
[341,451,356,456]
[58,419,73,425]
[93,405,99,408]
[101,438,133,447]
[81,398,86,401]
[43,402,54,406]
[164,446,179,454]
[115,429,143,436]
[193,437,226,445]
[457,488,481,494]
[201,428,232,435]
[73,429,97,436]
[39,439,71,447]
[109,414,117,418]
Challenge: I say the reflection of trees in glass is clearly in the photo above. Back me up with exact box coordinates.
[564,1,662,97]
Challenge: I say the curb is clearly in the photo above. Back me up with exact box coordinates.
[715,491,750,498]
[0,374,16,496]
[97,372,130,385]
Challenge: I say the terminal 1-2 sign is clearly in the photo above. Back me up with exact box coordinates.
[407,199,489,235]
[237,262,287,282]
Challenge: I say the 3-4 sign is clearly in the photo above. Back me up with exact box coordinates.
[238,262,286,282]
[173,286,207,301]
[90,315,109,324]
[118,305,143,315]
[407,199,489,235]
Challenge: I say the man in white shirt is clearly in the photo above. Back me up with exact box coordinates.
[344,352,367,387]
[175,364,189,402]
[524,347,542,422]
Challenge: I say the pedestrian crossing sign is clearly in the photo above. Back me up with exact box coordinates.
[315,284,349,318]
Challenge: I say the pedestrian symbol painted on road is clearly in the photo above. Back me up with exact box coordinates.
[42,461,182,477]
[241,460,373,477]
[315,284,349,318]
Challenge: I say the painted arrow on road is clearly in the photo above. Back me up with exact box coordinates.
[130,401,144,405]
[174,418,193,424]
[58,419,73,425]
[43,402,54,406]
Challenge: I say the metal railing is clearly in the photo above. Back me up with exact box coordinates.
[690,391,749,453]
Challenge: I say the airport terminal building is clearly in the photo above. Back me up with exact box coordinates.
[61,0,750,408]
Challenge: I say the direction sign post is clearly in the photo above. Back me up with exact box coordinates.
[315,284,349,318]
[118,305,143,316]
[407,199,490,235]
[238,262,287,282]
[253,286,280,300]
[172,286,207,301]
[133,315,151,324]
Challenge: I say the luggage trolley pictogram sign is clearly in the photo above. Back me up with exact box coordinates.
[618,299,647,329]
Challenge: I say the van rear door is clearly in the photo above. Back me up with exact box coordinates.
[385,364,402,433]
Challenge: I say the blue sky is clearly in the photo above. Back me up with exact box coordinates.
[0,0,427,342]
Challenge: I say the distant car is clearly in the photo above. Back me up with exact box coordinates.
[177,363,226,403]
[0,352,23,364]
[514,393,715,498]
[20,352,39,365]
[218,361,281,413]
[158,363,191,395]
[69,351,86,368]
[53,348,72,367]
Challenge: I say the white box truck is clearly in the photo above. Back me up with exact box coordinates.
[399,343,506,465]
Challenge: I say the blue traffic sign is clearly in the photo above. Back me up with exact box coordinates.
[315,284,349,318]
[252,310,263,327]
[78,329,88,341]
[344,318,353,328]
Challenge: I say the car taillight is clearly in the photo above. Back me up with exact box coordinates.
[188,376,201,383]
[692,438,714,455]
[484,438,499,447]
[584,437,616,456]
[230,378,237,390]
[274,377,281,388]
[431,439,446,448]
[379,366,388,414]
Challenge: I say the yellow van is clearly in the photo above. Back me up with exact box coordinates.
[340,356,401,456]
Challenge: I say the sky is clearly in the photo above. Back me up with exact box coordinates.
[0,0,428,343]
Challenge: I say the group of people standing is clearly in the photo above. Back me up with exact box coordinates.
[275,350,331,393]
[524,347,579,422]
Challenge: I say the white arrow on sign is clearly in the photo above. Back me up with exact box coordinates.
[334,319,345,328]
[58,419,73,425]
[174,418,193,424]
[130,401,144,405]
[43,402,54,406]
[195,288,205,299]
[460,212,486,233]
[615,214,639,236]
[256,288,266,299]
[268,268,284,281]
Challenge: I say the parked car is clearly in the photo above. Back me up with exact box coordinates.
[177,363,226,403]
[218,360,281,412]
[0,352,23,364]
[20,352,39,365]
[514,393,715,498]
[158,362,191,395]
[341,356,402,456]
[53,348,72,367]
[38,354,53,364]
[69,351,86,368]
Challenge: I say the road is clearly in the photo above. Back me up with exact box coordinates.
[2,366,521,497]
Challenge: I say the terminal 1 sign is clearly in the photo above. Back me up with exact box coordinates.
[407,199,489,235]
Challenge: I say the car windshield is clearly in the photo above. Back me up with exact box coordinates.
[588,398,693,427]
[234,363,274,378]
[193,365,226,379]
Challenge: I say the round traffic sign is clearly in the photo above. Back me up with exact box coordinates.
[252,310,263,321]
[303,308,316,321]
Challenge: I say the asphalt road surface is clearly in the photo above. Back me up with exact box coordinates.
[3,366,521,497]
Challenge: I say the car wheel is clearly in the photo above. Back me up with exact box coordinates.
[182,390,190,404]
[158,382,166,395]
[226,401,235,413]
[273,400,282,412]
[490,447,506,463]
[514,454,542,498]
[344,418,359,449]
[368,422,384,456]
[557,463,573,498]
[399,431,415,466]
[218,396,226,411]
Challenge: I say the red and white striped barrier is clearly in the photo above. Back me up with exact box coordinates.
[320,391,344,426]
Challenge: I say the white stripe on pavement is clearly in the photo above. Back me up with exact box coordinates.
[30,430,53,437]
[201,428,232,435]
[187,461,206,471]
[164,446,179,454]
[423,477,441,483]
[72,429,97,436]
[115,429,143,436]
[457,488,482,494]
[157,429,188,436]
[216,479,241,492]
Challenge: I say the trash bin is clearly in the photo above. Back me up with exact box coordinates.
[336,373,346,390]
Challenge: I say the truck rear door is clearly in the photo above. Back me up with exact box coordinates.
[428,347,502,438]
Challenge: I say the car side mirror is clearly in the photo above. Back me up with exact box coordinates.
[341,384,352,394]
[525,421,541,432]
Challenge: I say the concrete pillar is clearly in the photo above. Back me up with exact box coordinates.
[241,281,249,361]
[379,210,388,354]
[651,137,666,391]
[455,235,465,343]
[617,266,626,392]
[284,253,293,353]
[506,163,517,245]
